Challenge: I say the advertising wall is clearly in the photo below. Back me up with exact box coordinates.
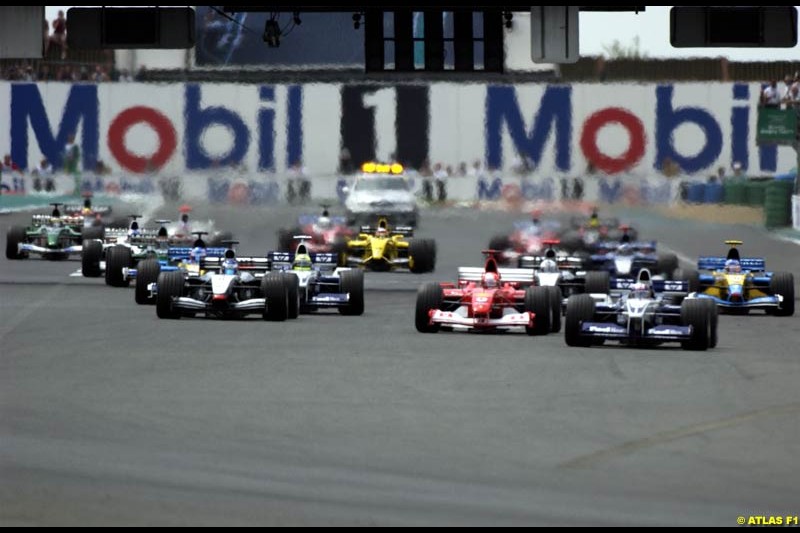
[0,81,794,203]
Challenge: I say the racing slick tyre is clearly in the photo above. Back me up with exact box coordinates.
[673,268,700,293]
[338,269,365,316]
[5,226,28,259]
[584,271,610,294]
[546,285,563,333]
[700,299,719,348]
[81,225,104,242]
[409,239,435,273]
[415,282,443,333]
[680,299,710,351]
[156,271,184,319]
[656,253,679,279]
[262,273,289,321]
[331,238,349,267]
[770,272,795,316]
[524,286,551,336]
[565,294,595,347]
[283,272,301,319]
[105,245,132,287]
[135,258,161,305]
[425,239,437,272]
[488,235,511,253]
[81,239,103,277]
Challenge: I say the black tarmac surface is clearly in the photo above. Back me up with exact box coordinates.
[1,203,799,526]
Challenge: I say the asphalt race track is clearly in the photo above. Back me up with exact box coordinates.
[1,203,799,526]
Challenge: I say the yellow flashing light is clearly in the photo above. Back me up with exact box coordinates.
[361,162,404,174]
[725,240,743,247]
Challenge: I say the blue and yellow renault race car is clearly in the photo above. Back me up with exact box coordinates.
[676,240,794,316]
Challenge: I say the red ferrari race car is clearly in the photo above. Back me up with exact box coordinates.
[487,210,562,266]
[277,205,354,259]
[415,251,561,335]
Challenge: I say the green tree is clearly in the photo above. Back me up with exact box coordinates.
[601,35,648,59]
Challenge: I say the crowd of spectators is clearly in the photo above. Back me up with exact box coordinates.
[0,11,141,83]
[761,72,800,107]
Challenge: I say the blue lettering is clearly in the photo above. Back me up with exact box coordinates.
[258,86,275,171]
[598,177,622,203]
[656,85,722,174]
[11,84,98,171]
[731,84,749,170]
[286,85,303,167]
[477,177,503,200]
[486,85,572,171]
[185,85,249,170]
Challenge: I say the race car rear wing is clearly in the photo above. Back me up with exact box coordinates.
[519,255,585,270]
[64,204,112,215]
[457,267,535,286]
[612,278,689,295]
[594,240,657,253]
[298,214,347,226]
[359,225,414,237]
[267,251,339,271]
[201,256,271,273]
[167,247,228,260]
[698,257,766,272]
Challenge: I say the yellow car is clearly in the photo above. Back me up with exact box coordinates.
[676,240,794,316]
[344,217,435,273]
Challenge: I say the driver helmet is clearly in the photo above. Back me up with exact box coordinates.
[482,272,500,288]
[630,281,652,299]
[617,243,633,256]
[375,226,389,238]
[589,210,600,228]
[222,257,239,275]
[293,253,313,271]
[725,258,741,273]
[128,220,140,237]
[190,246,206,263]
[316,216,332,230]
[540,259,558,273]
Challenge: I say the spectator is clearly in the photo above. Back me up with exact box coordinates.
[432,162,448,203]
[732,161,745,180]
[63,133,81,194]
[338,147,354,174]
[32,158,55,192]
[660,156,680,178]
[46,10,67,59]
[456,162,468,177]
[468,159,484,178]
[762,80,781,107]
[2,154,21,173]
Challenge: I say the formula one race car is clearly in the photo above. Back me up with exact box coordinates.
[168,204,233,247]
[415,250,559,334]
[129,232,228,305]
[276,204,353,261]
[486,211,563,266]
[561,210,638,252]
[267,236,364,316]
[5,203,93,260]
[519,239,605,308]
[344,216,435,273]
[587,239,678,281]
[676,240,794,316]
[153,243,294,321]
[564,269,718,350]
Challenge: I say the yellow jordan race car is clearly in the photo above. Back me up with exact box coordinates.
[344,217,436,273]
[676,240,794,316]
